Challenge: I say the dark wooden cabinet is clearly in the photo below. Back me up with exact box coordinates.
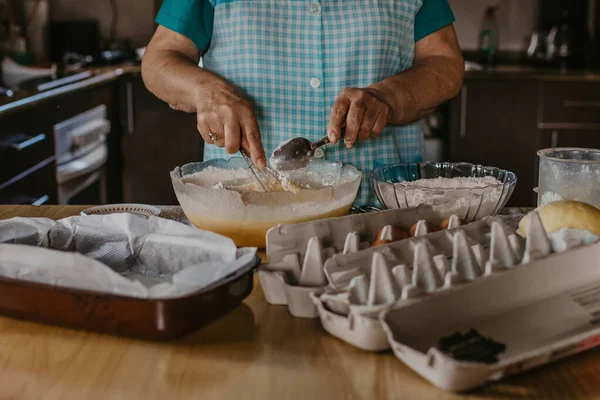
[541,129,600,148]
[0,110,55,189]
[120,76,203,205]
[448,81,542,206]
[0,105,57,205]
[538,83,600,129]
[449,81,600,207]
[0,82,120,205]
[0,162,57,205]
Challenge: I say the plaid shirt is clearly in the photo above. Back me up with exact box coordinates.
[177,1,428,206]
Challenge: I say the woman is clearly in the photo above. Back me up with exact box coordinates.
[142,0,464,206]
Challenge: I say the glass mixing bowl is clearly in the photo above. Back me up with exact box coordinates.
[370,162,517,222]
[171,158,362,248]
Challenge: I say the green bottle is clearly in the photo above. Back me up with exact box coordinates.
[478,6,499,66]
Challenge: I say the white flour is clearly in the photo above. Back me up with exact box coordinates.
[184,166,323,194]
[390,176,505,219]
[400,176,501,189]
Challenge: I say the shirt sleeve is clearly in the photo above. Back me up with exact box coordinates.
[155,0,214,52]
[414,0,456,42]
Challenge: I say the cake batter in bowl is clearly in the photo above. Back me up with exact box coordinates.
[171,158,362,248]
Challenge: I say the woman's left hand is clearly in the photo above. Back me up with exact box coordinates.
[327,87,392,149]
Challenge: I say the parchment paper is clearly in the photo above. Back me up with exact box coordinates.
[0,214,257,299]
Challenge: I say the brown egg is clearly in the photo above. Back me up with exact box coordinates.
[391,227,410,241]
[370,239,391,248]
[375,226,410,242]
[428,223,441,233]
[408,223,416,237]
[439,217,463,230]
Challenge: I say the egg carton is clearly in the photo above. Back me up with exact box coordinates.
[380,224,600,391]
[312,212,565,351]
[258,205,450,318]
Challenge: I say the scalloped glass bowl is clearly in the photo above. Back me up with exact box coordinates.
[370,162,517,222]
[171,158,362,248]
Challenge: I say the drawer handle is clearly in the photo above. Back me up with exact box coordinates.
[126,80,135,135]
[564,101,600,108]
[460,86,468,138]
[11,133,46,151]
[32,195,50,206]
[551,130,559,148]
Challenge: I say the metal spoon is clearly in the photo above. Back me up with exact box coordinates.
[270,136,331,171]
[239,148,283,192]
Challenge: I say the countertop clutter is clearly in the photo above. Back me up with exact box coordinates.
[0,205,599,400]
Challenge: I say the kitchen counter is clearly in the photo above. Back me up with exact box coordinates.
[0,64,141,118]
[465,65,600,82]
[0,205,599,400]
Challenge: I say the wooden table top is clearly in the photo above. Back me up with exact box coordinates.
[0,205,599,400]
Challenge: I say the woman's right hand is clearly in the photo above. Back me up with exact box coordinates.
[194,78,266,168]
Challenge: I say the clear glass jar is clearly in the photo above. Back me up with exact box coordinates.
[537,148,600,208]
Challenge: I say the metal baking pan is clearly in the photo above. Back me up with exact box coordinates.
[0,256,260,340]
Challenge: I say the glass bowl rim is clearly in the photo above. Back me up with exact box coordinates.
[369,162,517,192]
[537,147,600,165]
[173,157,363,186]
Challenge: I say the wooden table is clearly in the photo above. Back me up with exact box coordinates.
[0,205,599,400]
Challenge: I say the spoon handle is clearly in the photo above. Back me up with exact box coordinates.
[311,136,330,150]
[311,128,345,150]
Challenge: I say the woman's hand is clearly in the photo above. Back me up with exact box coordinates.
[195,79,266,168]
[142,26,266,168]
[327,87,392,149]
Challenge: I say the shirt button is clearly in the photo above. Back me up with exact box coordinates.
[310,77,321,88]
[313,148,325,159]
[310,2,321,15]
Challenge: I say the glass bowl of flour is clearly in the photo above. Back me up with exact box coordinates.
[171,158,361,248]
[370,162,517,222]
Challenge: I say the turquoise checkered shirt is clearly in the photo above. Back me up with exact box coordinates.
[157,0,455,206]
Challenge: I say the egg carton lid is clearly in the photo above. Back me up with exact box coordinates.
[380,237,600,392]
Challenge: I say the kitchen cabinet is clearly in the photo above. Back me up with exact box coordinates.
[448,81,541,206]
[0,107,58,205]
[0,162,56,205]
[538,83,600,129]
[120,76,203,205]
[449,80,600,207]
[0,82,120,206]
[541,129,600,148]
[45,83,121,205]
[0,111,55,189]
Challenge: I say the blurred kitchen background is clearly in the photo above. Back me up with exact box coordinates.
[0,0,599,208]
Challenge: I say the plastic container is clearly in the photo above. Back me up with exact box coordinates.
[478,6,499,65]
[537,148,600,208]
[370,162,516,222]
[171,158,361,248]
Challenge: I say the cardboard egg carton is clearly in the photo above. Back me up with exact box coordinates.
[312,213,563,351]
[258,205,448,318]
[380,222,600,391]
